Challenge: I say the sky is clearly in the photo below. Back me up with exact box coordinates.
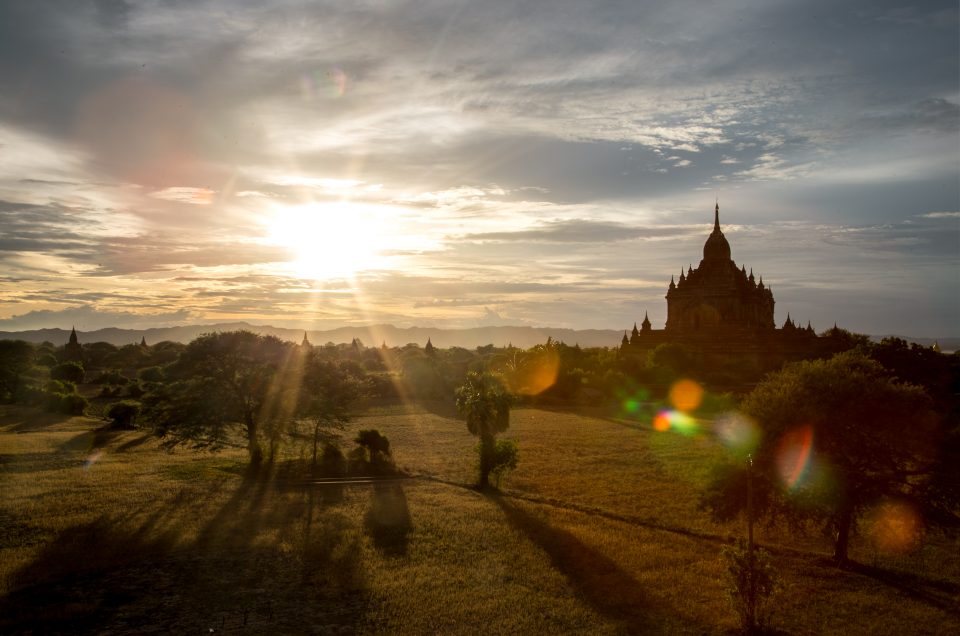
[0,0,957,337]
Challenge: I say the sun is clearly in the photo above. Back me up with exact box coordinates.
[267,202,391,280]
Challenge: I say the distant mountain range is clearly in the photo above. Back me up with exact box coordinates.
[0,322,956,352]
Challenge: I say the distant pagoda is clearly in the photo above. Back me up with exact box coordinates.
[63,327,83,363]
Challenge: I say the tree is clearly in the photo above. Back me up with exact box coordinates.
[144,331,293,467]
[455,372,513,489]
[106,400,141,429]
[700,351,940,565]
[51,361,84,385]
[295,354,366,471]
[0,340,34,403]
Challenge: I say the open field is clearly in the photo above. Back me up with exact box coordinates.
[1,403,958,634]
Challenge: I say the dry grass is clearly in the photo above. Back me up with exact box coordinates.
[1,402,958,634]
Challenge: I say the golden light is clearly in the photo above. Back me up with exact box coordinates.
[267,202,392,280]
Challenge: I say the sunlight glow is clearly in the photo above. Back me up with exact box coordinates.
[267,202,394,280]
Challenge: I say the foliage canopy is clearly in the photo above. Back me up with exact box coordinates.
[701,351,942,564]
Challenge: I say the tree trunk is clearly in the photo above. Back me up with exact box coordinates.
[246,417,263,469]
[834,503,854,565]
[311,422,320,471]
[478,434,495,489]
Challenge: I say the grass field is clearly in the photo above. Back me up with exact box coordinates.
[1,402,958,634]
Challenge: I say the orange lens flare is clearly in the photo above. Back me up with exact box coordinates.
[775,425,814,489]
[669,379,703,412]
[653,411,672,431]
[510,350,560,396]
[866,500,924,554]
[652,409,699,435]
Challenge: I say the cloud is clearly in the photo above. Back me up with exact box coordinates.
[456,219,697,243]
[149,187,216,205]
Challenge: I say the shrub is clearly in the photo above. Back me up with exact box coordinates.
[351,429,394,474]
[46,392,88,415]
[51,361,84,384]
[721,540,779,634]
[125,381,144,398]
[489,439,519,488]
[137,366,164,383]
[106,400,141,429]
[35,353,57,368]
[46,379,75,395]
[318,442,346,477]
[92,369,128,385]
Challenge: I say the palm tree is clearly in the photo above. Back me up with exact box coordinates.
[455,372,512,488]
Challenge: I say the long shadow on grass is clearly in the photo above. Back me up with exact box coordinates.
[491,493,693,634]
[0,473,370,634]
[0,407,72,433]
[364,482,412,557]
[847,561,960,617]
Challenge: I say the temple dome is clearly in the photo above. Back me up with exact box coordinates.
[703,203,731,262]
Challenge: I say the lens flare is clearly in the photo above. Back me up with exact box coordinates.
[653,409,699,435]
[715,412,760,456]
[775,425,814,489]
[617,385,653,420]
[84,450,104,470]
[510,350,560,396]
[326,68,347,97]
[300,68,348,101]
[653,410,672,431]
[865,500,923,554]
[669,379,703,412]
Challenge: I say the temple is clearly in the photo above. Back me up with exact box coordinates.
[621,204,834,380]
[666,203,775,333]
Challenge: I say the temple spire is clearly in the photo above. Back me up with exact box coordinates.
[714,201,720,231]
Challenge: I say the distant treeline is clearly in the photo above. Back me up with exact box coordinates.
[2,329,957,419]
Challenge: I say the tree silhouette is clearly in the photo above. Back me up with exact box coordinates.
[701,351,941,565]
[145,331,292,468]
[455,372,512,489]
[295,353,367,471]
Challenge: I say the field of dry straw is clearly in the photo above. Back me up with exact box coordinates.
[1,401,958,634]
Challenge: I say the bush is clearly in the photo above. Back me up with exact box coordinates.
[125,381,144,398]
[45,392,88,415]
[106,400,141,429]
[318,442,346,477]
[92,369,128,385]
[489,439,519,488]
[35,353,57,368]
[351,429,394,474]
[51,361,84,384]
[137,366,164,383]
[721,541,779,634]
[46,379,75,395]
